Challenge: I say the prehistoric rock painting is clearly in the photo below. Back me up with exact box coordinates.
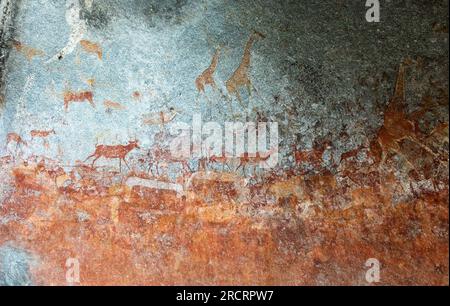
[84,140,140,170]
[79,40,102,60]
[142,108,178,126]
[12,40,45,61]
[63,89,95,111]
[6,132,27,148]
[225,31,265,104]
[0,0,448,286]
[30,129,56,139]
[195,47,221,94]
[103,99,125,111]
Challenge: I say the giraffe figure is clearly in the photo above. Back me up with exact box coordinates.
[195,47,229,117]
[375,61,438,166]
[195,47,221,94]
[226,31,265,105]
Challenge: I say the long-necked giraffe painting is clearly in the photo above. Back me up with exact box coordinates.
[195,46,232,113]
[375,61,438,166]
[195,47,221,94]
[226,31,265,105]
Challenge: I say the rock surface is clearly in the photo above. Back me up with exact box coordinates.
[0,0,448,285]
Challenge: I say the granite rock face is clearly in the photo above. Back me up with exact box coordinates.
[0,0,448,285]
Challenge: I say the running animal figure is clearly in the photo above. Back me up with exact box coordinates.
[84,140,140,171]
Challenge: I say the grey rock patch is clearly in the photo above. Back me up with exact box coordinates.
[0,244,36,286]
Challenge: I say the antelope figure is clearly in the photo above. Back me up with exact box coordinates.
[103,100,125,111]
[151,147,191,174]
[236,149,274,175]
[30,129,56,149]
[80,39,102,60]
[6,132,27,148]
[205,148,233,171]
[226,31,265,104]
[12,40,45,61]
[64,90,94,111]
[208,154,232,171]
[84,140,140,171]
[31,129,56,139]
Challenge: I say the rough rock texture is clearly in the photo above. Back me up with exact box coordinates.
[0,0,19,106]
[0,0,448,285]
